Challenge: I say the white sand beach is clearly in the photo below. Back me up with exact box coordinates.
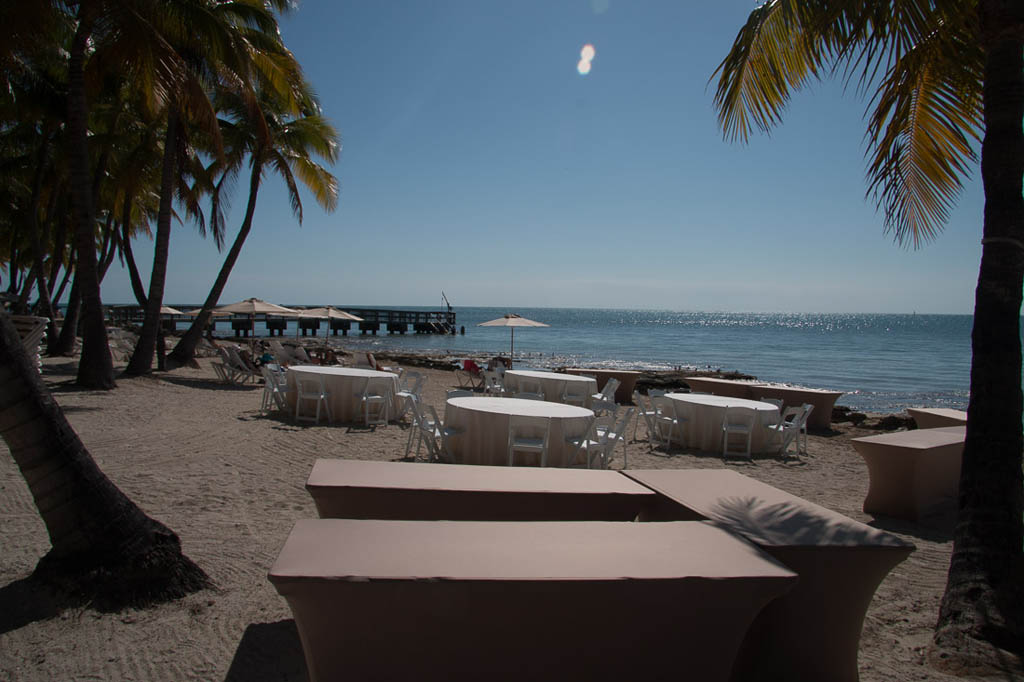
[0,353,1004,681]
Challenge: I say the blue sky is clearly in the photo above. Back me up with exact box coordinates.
[103,0,985,313]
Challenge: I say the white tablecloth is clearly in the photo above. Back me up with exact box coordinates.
[287,366,399,423]
[445,397,594,467]
[503,370,597,405]
[665,393,779,453]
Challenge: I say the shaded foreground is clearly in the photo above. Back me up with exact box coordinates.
[0,356,1016,681]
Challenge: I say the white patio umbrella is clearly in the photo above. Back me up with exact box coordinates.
[477,313,549,368]
[295,306,364,337]
[213,297,303,339]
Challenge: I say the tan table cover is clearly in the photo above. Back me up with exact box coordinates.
[665,393,779,454]
[852,425,964,521]
[503,369,597,405]
[286,365,399,423]
[306,459,656,521]
[906,407,967,428]
[445,397,593,467]
[625,468,914,682]
[682,376,841,430]
[564,368,641,403]
[269,519,797,682]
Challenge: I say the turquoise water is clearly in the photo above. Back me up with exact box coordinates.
[187,307,1000,413]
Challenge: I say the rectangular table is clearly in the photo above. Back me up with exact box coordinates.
[269,519,797,682]
[624,468,914,682]
[681,376,841,430]
[306,459,657,521]
[906,407,967,428]
[851,426,964,521]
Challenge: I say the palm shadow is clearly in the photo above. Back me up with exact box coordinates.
[160,375,261,392]
[224,619,307,682]
[0,576,64,635]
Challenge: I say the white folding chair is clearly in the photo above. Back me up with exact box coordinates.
[393,370,425,422]
[797,404,815,455]
[415,405,461,463]
[651,396,685,450]
[483,370,507,396]
[507,416,552,467]
[632,391,657,442]
[765,405,804,458]
[722,406,757,461]
[590,377,620,414]
[294,375,332,424]
[260,365,291,416]
[561,380,589,406]
[596,407,634,469]
[354,377,389,427]
[564,416,609,469]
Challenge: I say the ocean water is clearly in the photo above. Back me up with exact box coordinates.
[191,307,1002,413]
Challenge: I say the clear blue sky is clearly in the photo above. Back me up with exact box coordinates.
[103,0,985,314]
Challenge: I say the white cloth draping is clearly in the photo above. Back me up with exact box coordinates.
[666,393,779,453]
[503,370,597,405]
[444,397,594,467]
[287,366,399,423]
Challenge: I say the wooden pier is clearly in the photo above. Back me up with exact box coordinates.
[106,305,457,337]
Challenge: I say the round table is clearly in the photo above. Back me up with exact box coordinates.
[445,397,594,467]
[665,393,779,453]
[287,366,399,423]
[503,370,597,405]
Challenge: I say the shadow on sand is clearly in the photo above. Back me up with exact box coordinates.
[225,619,307,682]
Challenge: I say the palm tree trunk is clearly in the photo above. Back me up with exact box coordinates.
[52,275,80,356]
[0,313,210,608]
[169,158,263,365]
[121,193,148,307]
[932,0,1024,668]
[125,107,178,376]
[67,3,115,389]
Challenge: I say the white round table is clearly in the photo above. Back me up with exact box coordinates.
[503,370,598,405]
[287,366,399,423]
[665,393,780,453]
[445,397,594,467]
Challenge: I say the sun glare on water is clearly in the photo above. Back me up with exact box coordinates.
[577,43,596,75]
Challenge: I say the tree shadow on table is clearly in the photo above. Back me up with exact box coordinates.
[224,619,307,682]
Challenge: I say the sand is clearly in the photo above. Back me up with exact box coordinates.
[0,352,1010,681]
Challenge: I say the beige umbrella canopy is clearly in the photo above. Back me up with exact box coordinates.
[294,306,364,337]
[477,313,549,367]
[159,305,185,316]
[213,298,303,338]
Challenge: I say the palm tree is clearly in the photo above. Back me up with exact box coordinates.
[169,78,339,365]
[124,0,300,375]
[712,0,1022,670]
[0,312,210,608]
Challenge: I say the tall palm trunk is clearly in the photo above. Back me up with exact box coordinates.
[67,4,115,389]
[125,108,178,376]
[0,314,210,608]
[169,157,263,365]
[932,0,1024,667]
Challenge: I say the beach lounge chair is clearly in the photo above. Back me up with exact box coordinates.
[9,315,48,371]
[225,346,260,383]
[455,359,484,389]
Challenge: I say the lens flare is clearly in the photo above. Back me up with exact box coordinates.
[577,59,592,75]
[580,44,596,61]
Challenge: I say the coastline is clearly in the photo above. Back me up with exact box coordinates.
[0,352,987,681]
